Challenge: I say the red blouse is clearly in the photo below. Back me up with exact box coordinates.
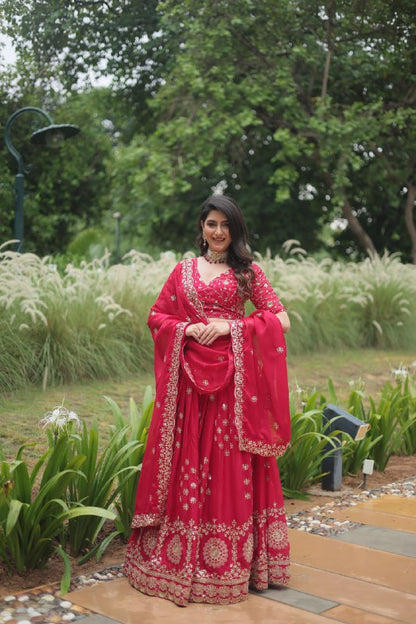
[192,259,286,320]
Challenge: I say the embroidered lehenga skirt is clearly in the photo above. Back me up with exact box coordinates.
[123,374,290,606]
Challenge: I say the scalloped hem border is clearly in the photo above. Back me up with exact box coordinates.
[123,562,250,606]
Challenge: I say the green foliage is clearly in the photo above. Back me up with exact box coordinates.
[106,0,416,260]
[0,250,154,392]
[65,418,139,557]
[366,382,416,471]
[1,88,118,255]
[0,437,115,573]
[329,375,416,474]
[280,369,416,497]
[66,227,112,262]
[278,392,342,497]
[3,1,416,259]
[257,248,416,354]
[2,0,166,106]
[104,388,154,540]
[0,368,415,588]
[0,391,153,581]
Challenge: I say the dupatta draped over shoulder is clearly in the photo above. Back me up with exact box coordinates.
[132,258,290,528]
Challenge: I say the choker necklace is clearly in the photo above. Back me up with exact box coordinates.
[204,249,228,264]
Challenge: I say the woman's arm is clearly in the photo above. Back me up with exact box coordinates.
[250,264,290,332]
[277,310,290,334]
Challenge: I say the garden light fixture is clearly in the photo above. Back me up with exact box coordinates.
[4,106,80,252]
[321,403,370,491]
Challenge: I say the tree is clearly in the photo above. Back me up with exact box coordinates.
[1,0,171,133]
[110,0,416,260]
[4,1,416,260]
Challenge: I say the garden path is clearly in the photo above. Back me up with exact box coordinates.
[1,474,415,623]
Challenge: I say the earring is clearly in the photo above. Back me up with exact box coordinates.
[203,237,208,249]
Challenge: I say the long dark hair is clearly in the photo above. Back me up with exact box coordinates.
[197,195,254,297]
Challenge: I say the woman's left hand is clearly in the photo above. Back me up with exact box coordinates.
[276,311,291,334]
[197,320,230,345]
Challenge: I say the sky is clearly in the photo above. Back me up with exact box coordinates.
[0,34,16,65]
[0,33,111,88]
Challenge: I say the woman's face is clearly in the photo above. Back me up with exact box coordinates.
[201,209,232,253]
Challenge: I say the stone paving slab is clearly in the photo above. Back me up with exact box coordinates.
[334,525,416,557]
[254,587,338,614]
[2,479,415,623]
[355,495,416,516]
[321,604,404,623]
[333,506,416,533]
[289,528,416,594]
[290,562,416,623]
[68,578,340,624]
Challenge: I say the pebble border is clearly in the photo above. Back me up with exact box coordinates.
[1,476,415,624]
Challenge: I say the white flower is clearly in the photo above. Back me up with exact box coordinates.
[391,366,408,382]
[39,405,81,435]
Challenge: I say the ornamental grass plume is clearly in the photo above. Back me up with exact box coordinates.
[1,243,416,393]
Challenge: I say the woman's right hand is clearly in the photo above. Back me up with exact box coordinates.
[185,322,207,341]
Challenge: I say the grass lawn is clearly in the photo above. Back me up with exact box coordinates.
[0,348,414,462]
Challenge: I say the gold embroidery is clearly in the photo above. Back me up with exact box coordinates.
[268,520,288,550]
[131,513,161,528]
[203,538,229,569]
[142,527,158,556]
[230,320,288,457]
[167,534,182,565]
[125,504,289,605]
[181,258,206,320]
[242,534,253,563]
[132,320,187,528]
[128,260,290,604]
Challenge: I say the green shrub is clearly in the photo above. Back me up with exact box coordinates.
[280,371,416,496]
[0,390,154,586]
[0,437,115,574]
[104,387,154,540]
[65,419,140,557]
[278,391,341,498]
[327,374,416,474]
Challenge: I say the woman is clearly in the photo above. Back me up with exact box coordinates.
[123,195,291,606]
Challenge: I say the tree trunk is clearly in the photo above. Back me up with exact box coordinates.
[321,0,334,99]
[321,48,332,99]
[341,196,378,257]
[404,182,416,264]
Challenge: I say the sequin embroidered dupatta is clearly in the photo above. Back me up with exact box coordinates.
[230,311,290,457]
[131,258,290,528]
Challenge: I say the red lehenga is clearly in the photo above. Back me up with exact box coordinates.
[123,257,291,606]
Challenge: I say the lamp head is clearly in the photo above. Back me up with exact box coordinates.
[323,403,370,441]
[30,123,80,148]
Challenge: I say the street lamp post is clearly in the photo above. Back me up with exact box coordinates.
[112,211,122,263]
[4,106,80,252]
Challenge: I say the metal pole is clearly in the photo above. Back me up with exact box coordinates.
[14,173,24,253]
[4,107,53,252]
[113,212,122,263]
